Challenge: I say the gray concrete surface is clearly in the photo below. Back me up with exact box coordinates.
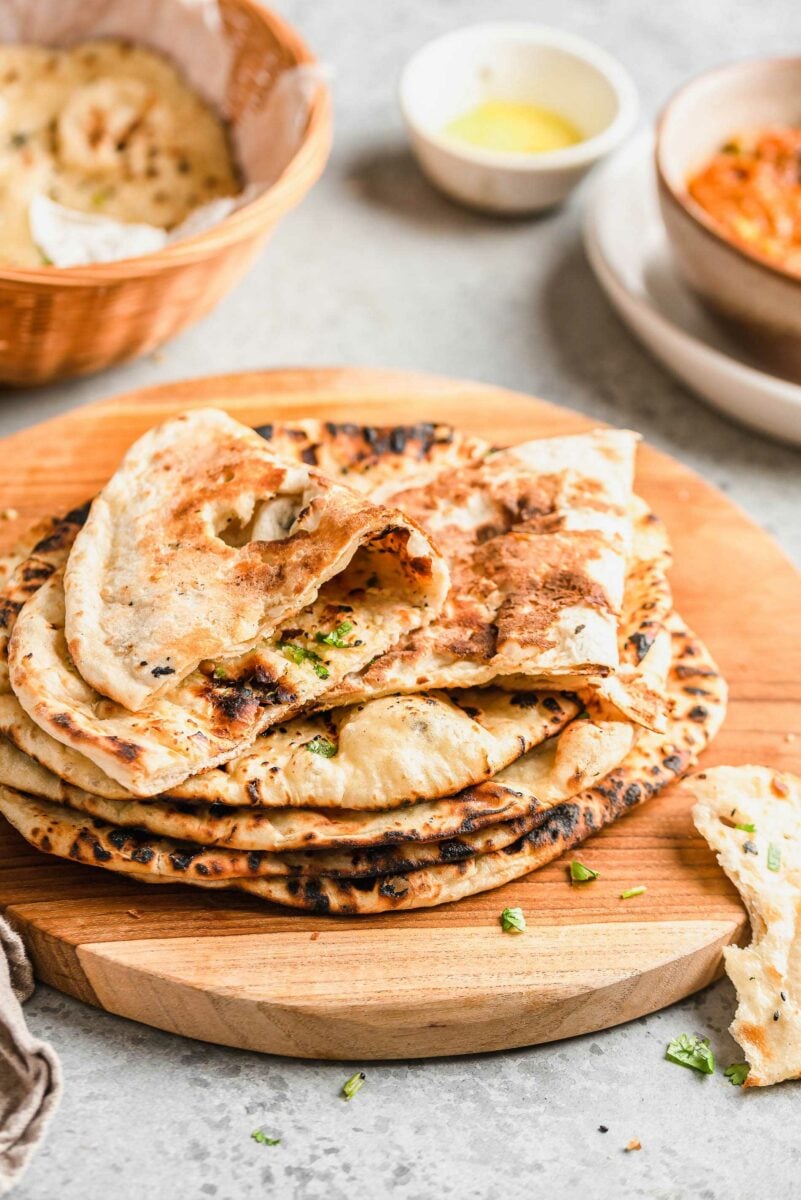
[6,2,801,1198]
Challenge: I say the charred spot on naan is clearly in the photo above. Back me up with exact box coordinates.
[195,657,300,733]
[30,502,90,555]
[0,505,89,654]
[256,421,474,473]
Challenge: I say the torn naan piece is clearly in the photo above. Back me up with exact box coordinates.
[8,515,446,798]
[262,426,671,730]
[65,409,448,711]
[690,765,801,1088]
[323,429,640,704]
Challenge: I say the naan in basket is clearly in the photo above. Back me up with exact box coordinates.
[65,408,448,711]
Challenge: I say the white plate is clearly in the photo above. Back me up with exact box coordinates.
[583,131,801,446]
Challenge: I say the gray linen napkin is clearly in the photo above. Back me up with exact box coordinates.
[0,918,61,1197]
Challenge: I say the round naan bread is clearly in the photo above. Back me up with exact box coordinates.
[221,614,727,911]
[0,685,577,809]
[0,787,554,882]
[0,613,723,909]
[0,706,634,853]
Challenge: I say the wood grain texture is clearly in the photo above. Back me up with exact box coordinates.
[1,367,799,1060]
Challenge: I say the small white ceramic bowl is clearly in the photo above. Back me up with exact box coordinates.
[399,23,638,214]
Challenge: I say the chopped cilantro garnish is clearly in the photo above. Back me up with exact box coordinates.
[251,1130,281,1145]
[213,667,227,680]
[620,886,646,900]
[278,642,329,679]
[500,906,526,934]
[315,620,353,648]
[724,1062,750,1086]
[569,860,599,883]
[767,843,781,872]
[341,1071,366,1101]
[735,822,756,833]
[306,735,337,758]
[575,709,591,720]
[665,1034,715,1074]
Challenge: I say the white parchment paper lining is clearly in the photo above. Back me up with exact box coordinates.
[0,0,323,265]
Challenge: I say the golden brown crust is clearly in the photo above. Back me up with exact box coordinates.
[323,430,638,704]
[64,410,448,710]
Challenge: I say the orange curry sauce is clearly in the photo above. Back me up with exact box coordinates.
[687,127,801,276]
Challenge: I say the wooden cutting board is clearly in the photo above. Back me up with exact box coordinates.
[1,367,799,1061]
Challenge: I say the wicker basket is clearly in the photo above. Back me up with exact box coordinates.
[0,0,331,386]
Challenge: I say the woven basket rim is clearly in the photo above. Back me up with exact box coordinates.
[0,0,332,284]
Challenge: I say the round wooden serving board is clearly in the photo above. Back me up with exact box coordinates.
[1,368,799,1061]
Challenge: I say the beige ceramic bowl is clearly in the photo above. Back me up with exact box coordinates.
[656,58,801,381]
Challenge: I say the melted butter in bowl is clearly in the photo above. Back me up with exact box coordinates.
[444,100,582,156]
[0,39,239,267]
[400,24,637,214]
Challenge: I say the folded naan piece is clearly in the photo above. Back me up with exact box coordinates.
[64,409,448,711]
[496,496,673,730]
[259,424,671,730]
[9,516,446,796]
[691,765,801,1088]
[0,686,577,809]
[0,491,663,805]
[153,688,579,810]
[0,505,90,691]
[323,429,639,703]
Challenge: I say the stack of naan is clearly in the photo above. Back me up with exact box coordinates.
[0,409,727,914]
